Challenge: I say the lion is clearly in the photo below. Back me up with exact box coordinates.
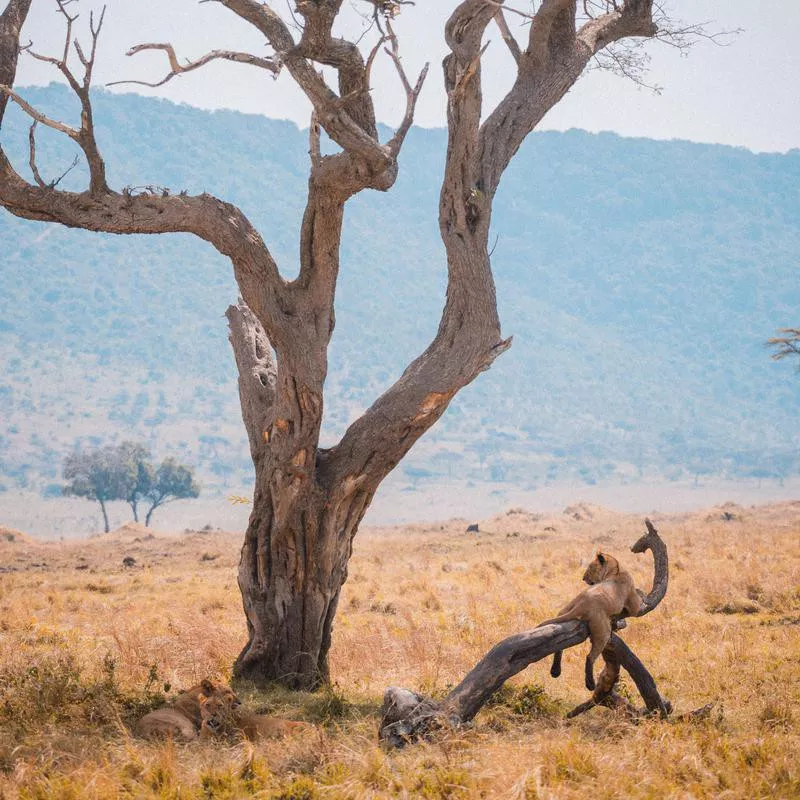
[134,678,240,741]
[198,693,309,741]
[540,552,641,691]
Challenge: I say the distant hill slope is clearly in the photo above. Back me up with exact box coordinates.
[1,84,799,496]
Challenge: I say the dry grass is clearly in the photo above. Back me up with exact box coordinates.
[0,502,799,798]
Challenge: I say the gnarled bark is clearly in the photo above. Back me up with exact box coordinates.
[379,519,674,746]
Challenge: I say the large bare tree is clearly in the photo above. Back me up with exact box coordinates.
[1,0,675,689]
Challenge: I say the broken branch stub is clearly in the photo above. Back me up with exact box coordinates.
[379,519,669,746]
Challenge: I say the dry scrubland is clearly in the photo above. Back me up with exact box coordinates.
[0,501,799,799]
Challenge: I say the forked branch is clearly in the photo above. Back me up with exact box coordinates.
[566,634,714,722]
[6,1,109,193]
[383,18,428,157]
[26,120,79,188]
[0,83,78,137]
[107,42,281,89]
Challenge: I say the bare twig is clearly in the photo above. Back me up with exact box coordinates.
[27,121,46,187]
[17,1,109,194]
[768,329,800,365]
[49,154,80,188]
[484,1,535,22]
[363,33,388,91]
[107,42,281,89]
[494,7,522,65]
[383,17,428,157]
[0,84,78,138]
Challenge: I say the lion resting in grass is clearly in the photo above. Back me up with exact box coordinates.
[198,692,310,741]
[540,552,641,691]
[134,678,240,741]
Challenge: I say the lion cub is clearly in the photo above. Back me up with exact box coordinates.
[199,693,309,741]
[135,679,239,740]
[540,552,641,691]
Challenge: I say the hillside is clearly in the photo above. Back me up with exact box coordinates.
[1,84,799,501]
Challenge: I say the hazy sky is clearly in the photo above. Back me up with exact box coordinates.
[12,1,800,152]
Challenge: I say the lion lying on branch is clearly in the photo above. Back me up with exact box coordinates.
[541,550,642,691]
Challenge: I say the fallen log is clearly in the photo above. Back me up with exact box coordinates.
[379,519,676,747]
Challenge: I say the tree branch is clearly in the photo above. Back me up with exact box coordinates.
[27,120,45,187]
[383,17,428,157]
[493,7,521,65]
[321,0,509,493]
[0,0,296,344]
[629,518,668,616]
[107,42,281,89]
[577,1,657,54]
[526,0,575,67]
[0,150,289,339]
[0,83,79,138]
[477,1,659,199]
[6,1,108,192]
[219,0,390,175]
[768,328,800,365]
[294,0,379,139]
[26,119,77,191]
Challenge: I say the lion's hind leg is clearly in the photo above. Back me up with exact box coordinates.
[135,709,198,741]
[584,614,612,691]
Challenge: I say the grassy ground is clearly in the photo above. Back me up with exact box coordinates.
[0,500,798,799]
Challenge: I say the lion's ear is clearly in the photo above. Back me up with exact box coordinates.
[200,679,215,695]
[597,552,606,564]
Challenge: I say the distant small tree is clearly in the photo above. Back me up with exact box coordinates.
[117,441,153,523]
[62,443,199,530]
[62,445,135,532]
[768,328,800,367]
[142,457,200,527]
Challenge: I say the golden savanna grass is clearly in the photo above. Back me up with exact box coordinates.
[0,500,799,798]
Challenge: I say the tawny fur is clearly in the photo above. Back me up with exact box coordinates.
[541,552,641,691]
[199,693,310,741]
[134,679,239,740]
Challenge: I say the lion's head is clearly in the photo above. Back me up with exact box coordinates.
[199,689,241,735]
[196,679,238,705]
[582,551,620,585]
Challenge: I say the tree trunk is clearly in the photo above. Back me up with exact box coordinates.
[130,501,139,523]
[99,499,110,533]
[233,465,372,689]
[226,300,366,690]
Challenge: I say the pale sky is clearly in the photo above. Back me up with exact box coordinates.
[12,1,800,153]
